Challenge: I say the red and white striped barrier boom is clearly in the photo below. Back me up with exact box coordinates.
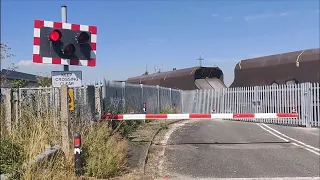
[106,113,299,120]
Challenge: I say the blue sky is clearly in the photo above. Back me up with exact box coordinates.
[1,0,319,86]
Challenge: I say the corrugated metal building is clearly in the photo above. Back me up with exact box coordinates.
[230,48,320,87]
[127,66,225,90]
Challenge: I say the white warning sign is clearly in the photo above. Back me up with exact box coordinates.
[51,71,82,88]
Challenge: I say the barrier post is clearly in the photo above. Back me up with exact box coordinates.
[74,133,83,177]
[143,102,146,114]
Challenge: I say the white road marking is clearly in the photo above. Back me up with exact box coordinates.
[158,120,190,176]
[257,123,320,156]
[261,123,320,152]
[256,124,289,142]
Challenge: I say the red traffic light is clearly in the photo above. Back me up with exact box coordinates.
[77,32,90,44]
[49,30,62,42]
[62,44,76,56]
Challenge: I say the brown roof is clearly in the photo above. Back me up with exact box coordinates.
[231,48,320,87]
[127,66,200,82]
[127,66,225,90]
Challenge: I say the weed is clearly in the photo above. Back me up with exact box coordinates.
[160,107,180,114]
[159,123,169,130]
[0,139,24,174]
[0,102,129,179]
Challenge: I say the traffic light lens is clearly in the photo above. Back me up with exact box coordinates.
[49,30,62,42]
[63,44,76,55]
[77,32,90,44]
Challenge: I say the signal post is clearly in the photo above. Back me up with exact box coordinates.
[33,6,97,176]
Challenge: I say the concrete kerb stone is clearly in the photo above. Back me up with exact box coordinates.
[142,119,188,174]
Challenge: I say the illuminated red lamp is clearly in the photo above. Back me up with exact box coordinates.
[49,30,62,42]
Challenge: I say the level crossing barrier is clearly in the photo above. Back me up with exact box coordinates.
[103,113,299,120]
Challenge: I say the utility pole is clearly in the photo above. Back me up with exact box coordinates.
[197,56,204,67]
[61,5,69,71]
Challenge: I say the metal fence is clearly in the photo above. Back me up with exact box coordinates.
[182,82,320,127]
[2,80,182,122]
[100,80,182,114]
[2,81,319,127]
[5,86,94,123]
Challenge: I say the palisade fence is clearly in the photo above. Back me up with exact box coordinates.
[1,80,182,124]
[1,81,319,127]
[182,82,320,127]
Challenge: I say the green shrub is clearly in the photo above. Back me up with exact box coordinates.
[0,139,24,174]
[160,107,180,114]
[82,123,127,178]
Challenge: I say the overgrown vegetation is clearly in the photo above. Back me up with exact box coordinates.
[0,139,24,174]
[81,123,127,178]
[160,106,180,114]
[103,105,144,138]
[0,103,129,179]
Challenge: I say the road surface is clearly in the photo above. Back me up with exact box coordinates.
[159,119,320,180]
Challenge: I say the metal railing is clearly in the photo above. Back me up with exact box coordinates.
[2,81,319,127]
[182,82,320,127]
[99,80,182,114]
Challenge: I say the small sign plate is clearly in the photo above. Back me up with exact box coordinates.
[51,71,82,88]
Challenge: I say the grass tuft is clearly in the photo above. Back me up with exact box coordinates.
[0,103,129,179]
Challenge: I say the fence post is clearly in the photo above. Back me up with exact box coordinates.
[12,89,19,124]
[95,85,102,120]
[86,85,96,122]
[141,84,144,114]
[122,82,126,111]
[5,89,12,134]
[60,85,71,157]
[305,83,313,128]
[102,78,107,113]
[169,88,172,108]
[157,85,160,113]
[180,90,183,113]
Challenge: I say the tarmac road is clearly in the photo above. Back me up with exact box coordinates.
[159,119,320,180]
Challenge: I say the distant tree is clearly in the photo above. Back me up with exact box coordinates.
[11,79,28,88]
[0,42,17,87]
[36,73,52,87]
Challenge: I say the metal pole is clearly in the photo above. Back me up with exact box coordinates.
[61,5,69,71]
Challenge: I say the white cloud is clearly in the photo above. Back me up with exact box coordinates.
[9,60,144,83]
[18,60,37,66]
[223,16,233,21]
[211,14,218,17]
[279,12,290,16]
[147,38,167,45]
[244,11,292,22]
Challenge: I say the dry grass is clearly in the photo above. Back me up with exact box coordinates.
[0,105,128,180]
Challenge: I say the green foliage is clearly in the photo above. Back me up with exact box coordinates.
[36,73,52,87]
[0,139,24,174]
[11,79,28,88]
[160,106,180,114]
[0,42,18,87]
[105,105,143,138]
[160,123,169,130]
[0,42,15,63]
[82,123,127,178]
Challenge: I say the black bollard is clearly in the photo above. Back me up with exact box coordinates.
[74,133,83,177]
